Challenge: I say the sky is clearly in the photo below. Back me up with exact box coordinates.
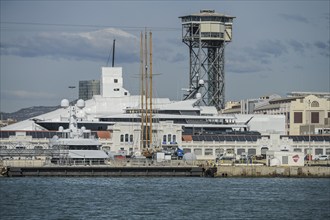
[1,0,329,113]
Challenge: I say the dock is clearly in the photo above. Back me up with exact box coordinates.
[2,166,204,177]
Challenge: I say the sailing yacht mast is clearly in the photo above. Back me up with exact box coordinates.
[149,32,153,148]
[139,30,154,152]
[144,29,149,148]
[140,32,144,150]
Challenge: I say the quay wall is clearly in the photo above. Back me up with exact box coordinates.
[1,166,204,177]
[216,165,330,177]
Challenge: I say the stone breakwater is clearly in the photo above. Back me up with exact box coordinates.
[215,165,330,177]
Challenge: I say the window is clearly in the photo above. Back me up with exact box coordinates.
[184,148,191,154]
[205,148,213,155]
[215,148,224,156]
[311,112,319,123]
[125,134,129,142]
[163,135,166,143]
[311,101,319,107]
[315,148,323,155]
[130,134,133,143]
[282,156,288,164]
[247,149,256,155]
[326,148,330,155]
[120,134,124,142]
[294,112,302,123]
[173,135,177,143]
[237,148,245,156]
[194,148,202,155]
[114,79,118,83]
[114,88,120,91]
[261,147,268,155]
[34,146,43,149]
[168,134,171,142]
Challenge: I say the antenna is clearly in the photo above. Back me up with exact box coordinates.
[112,39,116,67]
[106,39,116,67]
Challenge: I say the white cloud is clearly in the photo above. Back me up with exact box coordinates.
[3,90,57,99]
[1,28,139,62]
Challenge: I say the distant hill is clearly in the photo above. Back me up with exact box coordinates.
[0,106,60,122]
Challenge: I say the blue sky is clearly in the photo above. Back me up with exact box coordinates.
[1,0,329,112]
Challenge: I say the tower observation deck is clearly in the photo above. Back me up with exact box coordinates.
[179,9,235,110]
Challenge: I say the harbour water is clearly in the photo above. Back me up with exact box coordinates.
[1,177,329,219]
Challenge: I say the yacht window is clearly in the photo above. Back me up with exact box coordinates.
[0,145,7,149]
[130,134,133,143]
[34,146,43,150]
[173,135,177,143]
[120,134,124,142]
[163,135,166,143]
[125,134,129,142]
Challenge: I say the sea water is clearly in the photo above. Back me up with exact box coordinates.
[0,177,329,219]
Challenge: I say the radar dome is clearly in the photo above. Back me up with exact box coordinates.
[58,126,64,132]
[76,99,85,108]
[196,93,202,100]
[61,99,69,108]
[198,79,204,85]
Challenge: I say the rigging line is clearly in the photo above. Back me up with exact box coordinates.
[1,21,180,31]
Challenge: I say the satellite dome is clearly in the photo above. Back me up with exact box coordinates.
[183,152,197,161]
[81,126,86,131]
[76,99,85,108]
[270,158,281,167]
[58,126,64,132]
[198,79,204,85]
[196,93,202,100]
[60,99,69,108]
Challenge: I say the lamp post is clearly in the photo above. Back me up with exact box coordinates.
[308,100,312,162]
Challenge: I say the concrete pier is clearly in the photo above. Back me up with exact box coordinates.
[215,165,330,177]
[3,166,204,177]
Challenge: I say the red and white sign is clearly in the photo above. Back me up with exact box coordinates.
[292,154,299,163]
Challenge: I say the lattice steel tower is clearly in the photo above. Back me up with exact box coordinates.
[179,9,235,110]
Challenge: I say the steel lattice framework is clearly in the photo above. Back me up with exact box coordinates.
[180,10,235,110]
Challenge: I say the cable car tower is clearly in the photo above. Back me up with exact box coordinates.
[179,9,235,110]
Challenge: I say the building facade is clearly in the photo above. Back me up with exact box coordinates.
[79,80,100,101]
[224,92,330,135]
[290,95,330,135]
